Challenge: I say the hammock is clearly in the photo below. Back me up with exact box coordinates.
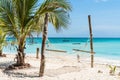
[46,49,67,53]
[73,38,91,57]
[46,39,67,53]
[73,49,95,54]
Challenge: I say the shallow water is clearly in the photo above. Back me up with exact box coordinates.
[3,38,120,60]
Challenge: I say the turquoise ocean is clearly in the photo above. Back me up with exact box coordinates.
[3,38,120,60]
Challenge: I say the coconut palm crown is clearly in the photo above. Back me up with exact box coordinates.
[0,0,41,65]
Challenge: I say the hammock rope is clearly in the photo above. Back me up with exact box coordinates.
[73,38,90,58]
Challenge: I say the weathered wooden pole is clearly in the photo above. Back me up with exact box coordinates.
[88,15,94,68]
[36,48,39,59]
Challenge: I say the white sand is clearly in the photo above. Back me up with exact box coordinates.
[0,51,120,80]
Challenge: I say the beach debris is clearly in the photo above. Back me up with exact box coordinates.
[109,65,116,76]
[98,70,103,73]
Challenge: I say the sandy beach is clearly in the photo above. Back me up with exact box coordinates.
[0,51,120,80]
[1,0,120,80]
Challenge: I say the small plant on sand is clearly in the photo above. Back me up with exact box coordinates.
[109,65,116,75]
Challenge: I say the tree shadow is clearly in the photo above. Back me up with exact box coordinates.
[0,60,38,78]
[3,70,39,78]
[45,66,81,77]
[0,61,15,69]
[2,67,39,79]
[2,66,81,78]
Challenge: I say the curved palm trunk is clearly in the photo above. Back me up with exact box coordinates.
[0,49,6,57]
[0,49,2,56]
[17,37,25,65]
[39,13,48,77]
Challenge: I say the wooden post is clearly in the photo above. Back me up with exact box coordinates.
[88,15,94,68]
[36,48,39,59]
[77,54,80,63]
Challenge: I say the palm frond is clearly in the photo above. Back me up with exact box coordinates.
[0,0,19,38]
[13,0,39,28]
[37,0,72,31]
[0,28,7,50]
[49,9,70,31]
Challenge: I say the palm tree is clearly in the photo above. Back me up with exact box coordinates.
[0,28,7,57]
[38,0,72,77]
[0,0,41,66]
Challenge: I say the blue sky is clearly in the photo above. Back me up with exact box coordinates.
[47,0,120,38]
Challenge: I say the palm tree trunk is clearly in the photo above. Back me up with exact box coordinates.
[17,37,25,66]
[39,13,49,77]
[0,49,2,56]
